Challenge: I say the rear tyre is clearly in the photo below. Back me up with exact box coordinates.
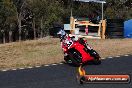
[93,58,101,65]
[65,48,82,66]
[64,56,72,64]
[69,56,81,67]
[64,55,81,66]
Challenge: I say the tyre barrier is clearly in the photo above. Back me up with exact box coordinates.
[106,19,124,39]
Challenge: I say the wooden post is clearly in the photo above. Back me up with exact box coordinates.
[70,17,73,34]
[70,17,75,34]
[101,19,106,39]
[98,22,101,36]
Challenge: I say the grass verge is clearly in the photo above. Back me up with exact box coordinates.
[0,37,132,70]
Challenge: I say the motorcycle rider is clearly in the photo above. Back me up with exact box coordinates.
[57,28,66,42]
[57,29,73,50]
[57,29,101,65]
[57,29,77,60]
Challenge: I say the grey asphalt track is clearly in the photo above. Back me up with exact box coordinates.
[0,55,132,88]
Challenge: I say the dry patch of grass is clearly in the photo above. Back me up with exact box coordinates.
[0,37,63,70]
[0,37,132,70]
[87,39,132,58]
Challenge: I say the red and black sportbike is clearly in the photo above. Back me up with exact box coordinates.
[59,34,101,66]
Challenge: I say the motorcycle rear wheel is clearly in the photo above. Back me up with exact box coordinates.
[93,58,101,65]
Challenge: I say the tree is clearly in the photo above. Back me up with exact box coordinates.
[27,0,64,38]
[27,0,48,39]
[0,0,17,43]
[13,0,26,41]
[104,0,132,19]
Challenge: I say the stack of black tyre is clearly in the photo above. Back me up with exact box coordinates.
[105,19,124,38]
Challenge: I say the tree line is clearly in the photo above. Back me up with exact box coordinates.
[0,0,131,43]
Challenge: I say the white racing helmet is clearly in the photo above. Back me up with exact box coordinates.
[57,29,66,40]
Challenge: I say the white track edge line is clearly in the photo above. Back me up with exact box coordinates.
[52,64,57,66]
[0,54,131,72]
[108,57,113,58]
[27,67,33,68]
[12,69,17,71]
[35,66,41,68]
[115,56,120,57]
[44,65,50,67]
[1,70,8,72]
[101,58,105,59]
[59,63,63,64]
[19,68,25,70]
